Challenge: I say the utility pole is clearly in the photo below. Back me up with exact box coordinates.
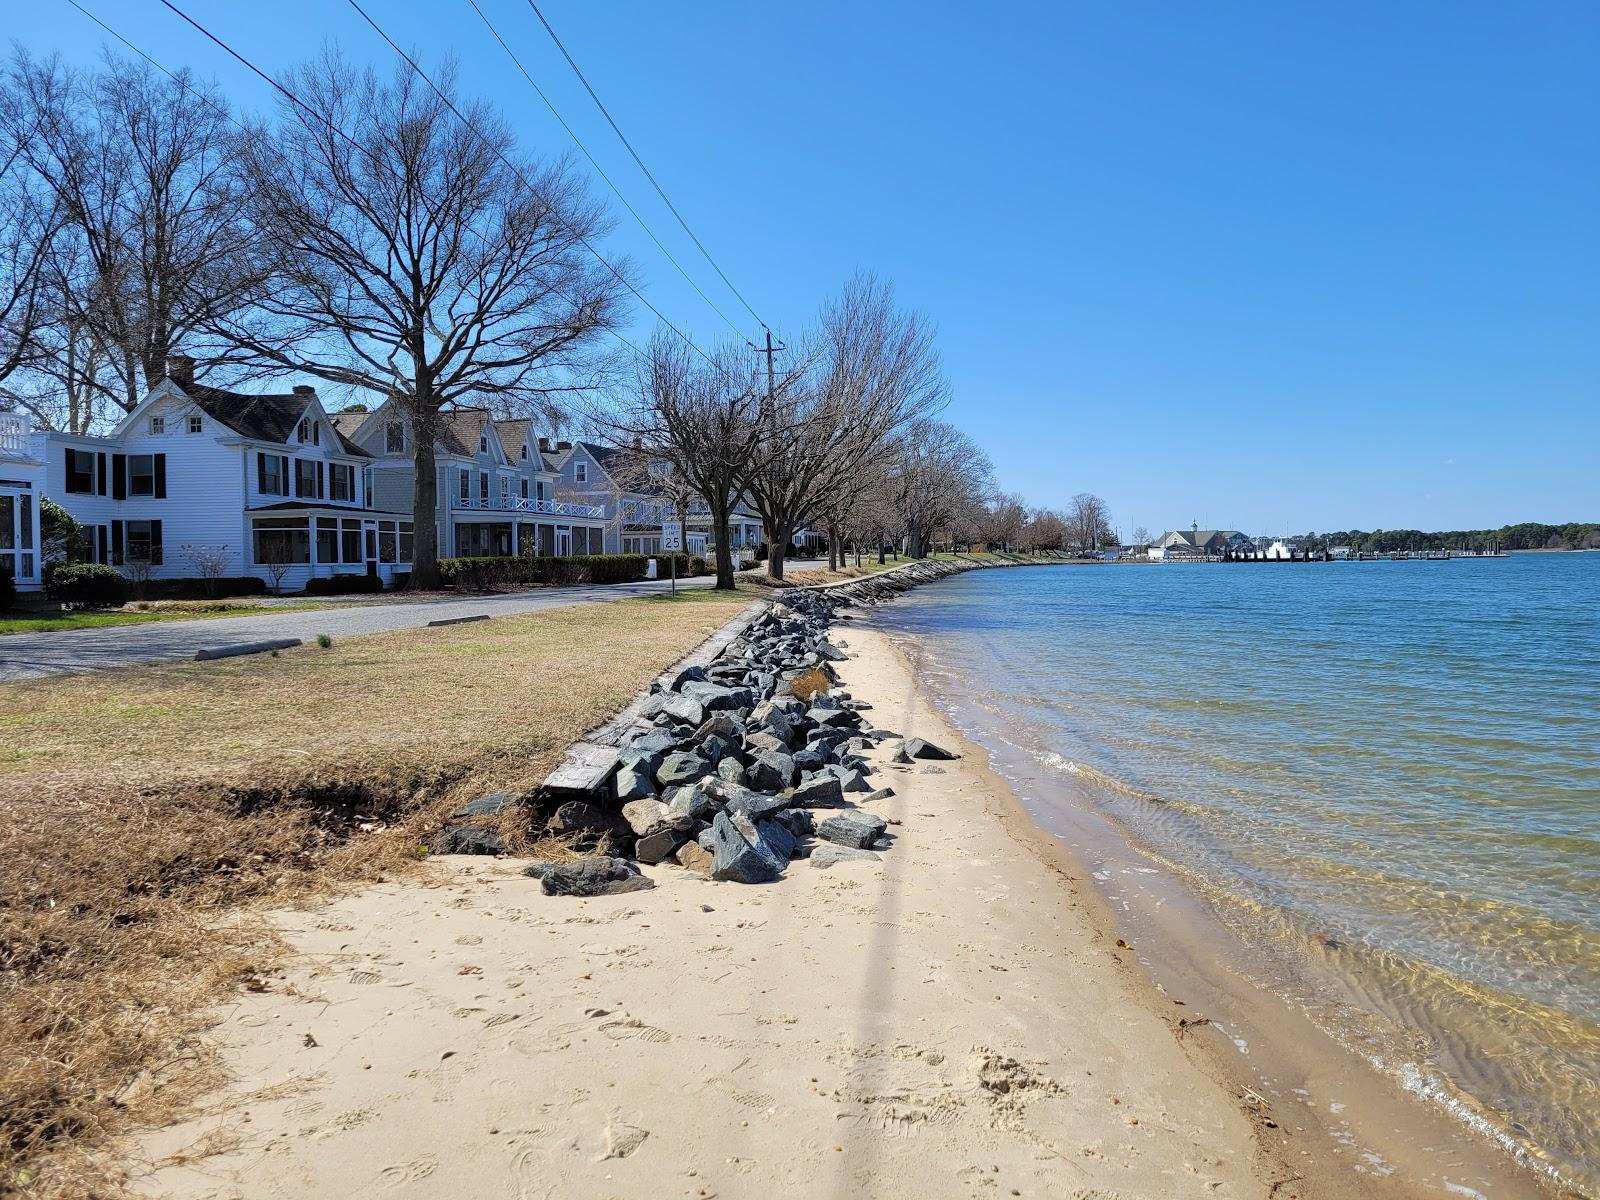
[753,329,784,400]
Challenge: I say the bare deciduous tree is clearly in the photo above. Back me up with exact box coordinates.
[217,54,625,588]
[745,275,947,581]
[603,331,764,589]
[3,52,262,424]
[979,491,1029,551]
[0,82,56,407]
[895,419,992,558]
[1066,492,1114,553]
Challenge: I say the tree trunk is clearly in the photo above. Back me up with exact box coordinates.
[828,524,840,571]
[766,523,792,583]
[878,541,886,565]
[408,408,441,590]
[711,499,736,590]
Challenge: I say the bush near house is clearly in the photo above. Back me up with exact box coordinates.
[0,567,14,614]
[46,563,132,610]
[438,554,649,591]
[303,573,385,596]
[142,576,269,601]
[687,555,708,576]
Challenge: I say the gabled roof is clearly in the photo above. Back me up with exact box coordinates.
[186,384,370,457]
[329,409,375,440]
[495,418,535,463]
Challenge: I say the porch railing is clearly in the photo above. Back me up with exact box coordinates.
[451,494,605,520]
[0,412,30,455]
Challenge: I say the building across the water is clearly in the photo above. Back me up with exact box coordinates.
[1146,526,1254,560]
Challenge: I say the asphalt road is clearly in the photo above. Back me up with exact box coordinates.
[1,564,822,683]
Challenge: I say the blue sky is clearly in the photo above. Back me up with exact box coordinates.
[14,1,1598,535]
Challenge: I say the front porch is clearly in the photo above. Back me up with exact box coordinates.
[451,518,606,559]
[249,504,414,589]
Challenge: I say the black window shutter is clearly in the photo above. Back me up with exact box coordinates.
[111,520,124,566]
[96,452,107,495]
[149,520,163,565]
[97,525,108,563]
[313,422,320,446]
[257,452,267,494]
[112,454,127,500]
[154,454,167,499]
[282,456,289,497]
[64,448,75,492]
[317,461,325,499]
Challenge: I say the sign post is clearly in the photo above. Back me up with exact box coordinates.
[661,520,684,596]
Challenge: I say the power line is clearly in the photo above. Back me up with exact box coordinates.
[66,0,751,398]
[339,0,726,375]
[461,0,746,341]
[523,0,768,332]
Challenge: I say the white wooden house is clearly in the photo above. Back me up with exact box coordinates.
[35,357,416,589]
[1,412,45,592]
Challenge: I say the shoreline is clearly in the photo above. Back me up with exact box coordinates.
[128,620,1273,1199]
[864,612,1567,1200]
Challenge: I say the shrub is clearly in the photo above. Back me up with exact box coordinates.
[390,571,411,591]
[687,555,707,577]
[142,576,268,601]
[754,542,769,562]
[303,573,384,596]
[0,566,14,614]
[438,554,648,591]
[47,563,131,610]
[316,633,333,649]
[790,667,831,702]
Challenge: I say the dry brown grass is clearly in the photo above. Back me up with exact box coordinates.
[744,559,908,590]
[0,589,751,1197]
[788,666,833,703]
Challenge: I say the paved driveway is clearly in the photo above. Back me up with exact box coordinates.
[1,563,822,682]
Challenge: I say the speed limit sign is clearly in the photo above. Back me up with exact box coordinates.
[661,520,684,552]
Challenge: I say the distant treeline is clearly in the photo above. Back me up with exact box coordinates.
[1308,523,1600,552]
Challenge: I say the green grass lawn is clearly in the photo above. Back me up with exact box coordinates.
[0,604,286,636]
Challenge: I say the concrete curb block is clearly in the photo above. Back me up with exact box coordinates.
[195,638,301,662]
[427,614,491,627]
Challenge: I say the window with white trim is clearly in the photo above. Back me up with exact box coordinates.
[575,462,587,483]
[187,415,202,433]
[150,415,165,435]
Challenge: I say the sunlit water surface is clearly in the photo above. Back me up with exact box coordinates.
[871,554,1600,1191]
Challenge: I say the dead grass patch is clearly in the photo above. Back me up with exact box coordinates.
[0,589,749,1197]
[789,666,833,702]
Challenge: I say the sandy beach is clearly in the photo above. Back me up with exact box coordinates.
[123,621,1295,1199]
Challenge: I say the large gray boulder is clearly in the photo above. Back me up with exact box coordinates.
[791,774,846,808]
[709,811,782,884]
[642,690,706,726]
[657,750,714,789]
[817,811,888,850]
[715,757,747,787]
[529,856,655,896]
[613,762,657,804]
[426,825,505,855]
[749,750,797,792]
[810,843,881,869]
[904,737,959,760]
[668,785,716,821]
[621,798,672,837]
[680,680,755,712]
[635,826,684,865]
[549,801,628,839]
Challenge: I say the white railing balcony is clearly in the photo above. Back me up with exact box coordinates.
[621,499,672,525]
[452,493,605,520]
[0,412,31,455]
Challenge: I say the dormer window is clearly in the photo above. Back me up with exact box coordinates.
[385,422,404,453]
[520,445,528,460]
[187,415,202,434]
[150,415,165,435]
[297,417,309,443]
[296,417,321,445]
[479,434,488,454]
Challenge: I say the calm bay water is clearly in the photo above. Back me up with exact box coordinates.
[870,554,1600,1192]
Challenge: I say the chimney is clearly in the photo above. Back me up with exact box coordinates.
[537,437,551,453]
[556,440,572,451]
[165,353,195,388]
[292,385,315,395]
